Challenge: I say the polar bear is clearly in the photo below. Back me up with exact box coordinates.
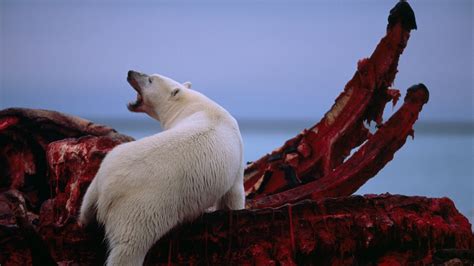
[79,70,245,265]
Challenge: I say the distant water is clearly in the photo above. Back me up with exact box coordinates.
[91,118,473,225]
[241,122,473,226]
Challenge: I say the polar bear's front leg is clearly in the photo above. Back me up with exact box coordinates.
[218,174,245,210]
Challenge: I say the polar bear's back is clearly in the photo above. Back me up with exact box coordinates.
[95,111,243,224]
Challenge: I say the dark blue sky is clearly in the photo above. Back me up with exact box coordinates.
[1,0,472,121]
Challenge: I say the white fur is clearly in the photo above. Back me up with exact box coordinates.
[79,72,245,265]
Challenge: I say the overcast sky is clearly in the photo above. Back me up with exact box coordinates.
[1,0,472,122]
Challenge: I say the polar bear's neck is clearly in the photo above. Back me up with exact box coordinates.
[158,91,223,131]
[160,104,200,130]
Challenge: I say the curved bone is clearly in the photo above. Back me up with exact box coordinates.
[247,84,429,209]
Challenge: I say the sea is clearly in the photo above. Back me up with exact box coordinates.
[93,118,474,226]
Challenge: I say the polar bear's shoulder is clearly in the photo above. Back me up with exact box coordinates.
[112,112,215,153]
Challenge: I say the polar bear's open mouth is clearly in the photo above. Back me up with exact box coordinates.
[127,76,144,112]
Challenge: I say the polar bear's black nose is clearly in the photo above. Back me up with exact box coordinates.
[128,70,147,77]
[128,70,138,78]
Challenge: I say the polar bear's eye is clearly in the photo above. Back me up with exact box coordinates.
[148,77,153,83]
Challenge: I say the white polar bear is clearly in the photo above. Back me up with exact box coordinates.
[79,70,245,265]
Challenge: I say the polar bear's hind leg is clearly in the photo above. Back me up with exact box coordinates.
[106,242,147,266]
[104,199,175,266]
[79,177,99,226]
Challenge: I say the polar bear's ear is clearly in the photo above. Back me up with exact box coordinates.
[183,81,192,89]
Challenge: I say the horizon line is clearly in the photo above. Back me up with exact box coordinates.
[84,116,474,136]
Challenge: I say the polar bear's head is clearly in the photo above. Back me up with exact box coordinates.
[126,70,192,122]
